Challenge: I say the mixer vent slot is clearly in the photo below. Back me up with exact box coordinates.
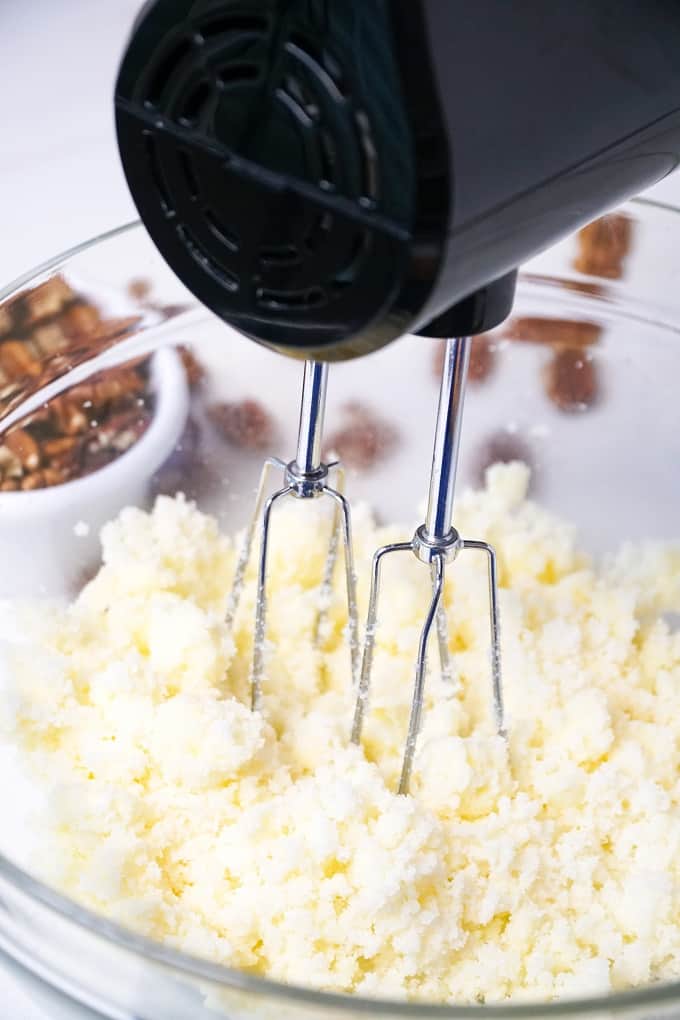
[355,110,379,202]
[179,150,199,200]
[176,224,240,292]
[203,209,239,253]
[218,63,261,87]
[178,81,212,126]
[200,13,268,38]
[287,34,350,97]
[144,133,173,215]
[320,50,349,98]
[287,34,346,103]
[304,212,334,253]
[319,129,336,187]
[289,33,323,70]
[146,38,192,107]
[259,244,302,269]
[331,230,371,290]
[284,73,319,118]
[256,286,326,310]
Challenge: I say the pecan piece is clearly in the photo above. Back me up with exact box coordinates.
[5,428,41,471]
[42,466,69,487]
[31,321,68,354]
[58,301,102,342]
[544,348,599,412]
[22,276,75,326]
[0,446,22,477]
[178,346,204,389]
[573,213,633,279]
[127,277,152,302]
[20,471,46,491]
[505,317,602,348]
[324,402,398,471]
[0,303,13,337]
[433,335,497,383]
[41,436,84,474]
[0,339,41,380]
[208,399,275,450]
[51,397,89,436]
[93,368,144,407]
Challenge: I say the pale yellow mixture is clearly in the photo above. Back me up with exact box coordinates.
[2,463,680,1003]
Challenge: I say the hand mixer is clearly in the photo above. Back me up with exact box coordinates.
[114,0,680,792]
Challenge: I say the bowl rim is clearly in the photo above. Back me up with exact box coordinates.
[1,197,680,1018]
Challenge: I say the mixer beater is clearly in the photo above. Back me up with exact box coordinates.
[225,360,359,711]
[351,337,505,795]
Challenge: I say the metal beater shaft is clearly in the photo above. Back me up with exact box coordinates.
[352,337,505,795]
[226,360,359,713]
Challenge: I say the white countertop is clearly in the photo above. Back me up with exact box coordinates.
[1,2,680,1016]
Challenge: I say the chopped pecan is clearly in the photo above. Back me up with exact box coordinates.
[544,348,599,412]
[574,213,633,279]
[106,409,152,452]
[0,446,22,477]
[42,466,69,487]
[21,406,51,429]
[41,436,84,474]
[505,317,602,348]
[93,369,144,407]
[22,276,75,326]
[51,397,90,436]
[179,346,204,389]
[0,339,42,380]
[127,277,152,302]
[30,321,68,354]
[5,428,41,471]
[0,303,13,337]
[208,399,275,451]
[433,334,497,383]
[324,402,398,470]
[58,301,103,342]
[20,471,46,491]
[88,315,141,344]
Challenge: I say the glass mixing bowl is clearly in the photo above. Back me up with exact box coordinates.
[0,198,679,1019]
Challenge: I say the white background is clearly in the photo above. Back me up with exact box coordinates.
[1,2,680,1016]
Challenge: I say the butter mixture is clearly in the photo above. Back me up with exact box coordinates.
[2,463,680,1004]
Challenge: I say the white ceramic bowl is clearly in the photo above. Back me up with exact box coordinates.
[0,346,189,598]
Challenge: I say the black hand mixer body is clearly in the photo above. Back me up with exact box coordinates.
[115,0,680,359]
[115,0,680,793]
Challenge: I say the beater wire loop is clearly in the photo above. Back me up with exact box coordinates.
[226,360,359,714]
[352,338,505,794]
